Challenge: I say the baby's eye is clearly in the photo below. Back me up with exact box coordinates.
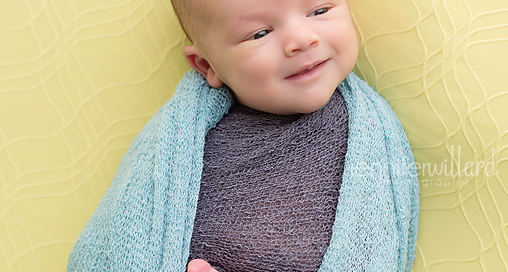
[250,30,270,40]
[309,7,329,16]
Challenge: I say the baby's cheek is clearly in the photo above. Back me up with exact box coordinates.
[242,56,274,79]
[234,62,277,94]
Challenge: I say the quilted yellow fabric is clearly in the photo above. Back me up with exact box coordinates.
[0,0,506,271]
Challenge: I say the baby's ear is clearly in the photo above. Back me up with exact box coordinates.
[183,46,223,88]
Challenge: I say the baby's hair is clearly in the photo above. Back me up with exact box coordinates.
[170,0,211,46]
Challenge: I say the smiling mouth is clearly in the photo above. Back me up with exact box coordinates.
[285,60,328,79]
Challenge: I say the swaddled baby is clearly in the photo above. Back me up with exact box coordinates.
[67,0,420,271]
[172,0,357,270]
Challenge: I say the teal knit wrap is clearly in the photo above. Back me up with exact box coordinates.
[67,70,420,271]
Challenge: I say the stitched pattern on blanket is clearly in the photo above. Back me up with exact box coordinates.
[189,90,348,271]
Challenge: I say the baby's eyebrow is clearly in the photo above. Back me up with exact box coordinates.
[233,12,265,24]
[227,13,267,35]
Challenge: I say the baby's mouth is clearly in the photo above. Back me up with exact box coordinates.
[285,60,327,79]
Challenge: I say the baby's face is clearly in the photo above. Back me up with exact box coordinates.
[194,0,358,115]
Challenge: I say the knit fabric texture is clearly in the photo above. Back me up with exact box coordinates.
[188,89,348,271]
[67,70,420,272]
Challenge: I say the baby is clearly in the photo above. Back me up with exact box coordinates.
[67,0,419,270]
[172,0,357,271]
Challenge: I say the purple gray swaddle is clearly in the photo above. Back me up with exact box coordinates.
[189,89,348,271]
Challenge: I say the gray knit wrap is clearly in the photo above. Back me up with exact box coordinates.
[188,89,349,272]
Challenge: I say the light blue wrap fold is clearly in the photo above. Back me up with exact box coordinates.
[68,70,420,271]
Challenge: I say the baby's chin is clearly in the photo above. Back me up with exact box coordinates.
[233,89,335,115]
[293,91,337,114]
[294,101,330,114]
[267,99,333,115]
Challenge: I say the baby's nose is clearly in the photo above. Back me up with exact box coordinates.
[284,27,320,57]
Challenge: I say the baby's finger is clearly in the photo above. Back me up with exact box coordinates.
[187,259,218,272]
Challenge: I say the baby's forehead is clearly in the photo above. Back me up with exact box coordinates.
[206,0,343,24]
